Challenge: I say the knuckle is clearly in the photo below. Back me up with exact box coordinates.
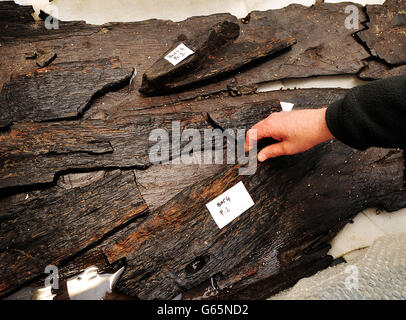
[266,113,279,124]
[278,143,287,155]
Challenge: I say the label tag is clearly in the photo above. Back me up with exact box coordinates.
[164,43,194,66]
[206,181,255,229]
[280,102,294,112]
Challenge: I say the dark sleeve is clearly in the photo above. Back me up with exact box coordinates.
[325,75,406,150]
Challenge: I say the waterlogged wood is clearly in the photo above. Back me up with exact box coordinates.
[358,0,406,66]
[0,57,133,127]
[0,110,212,189]
[0,88,340,191]
[233,2,370,88]
[0,2,370,121]
[0,170,149,297]
[139,21,241,95]
[25,89,399,300]
[212,148,406,299]
[1,84,406,299]
[359,60,406,80]
[1,0,406,300]
[92,143,406,300]
[208,100,281,130]
[0,3,237,115]
[139,19,296,95]
[136,151,227,212]
[0,3,100,44]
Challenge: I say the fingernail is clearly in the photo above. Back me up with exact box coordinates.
[258,154,264,162]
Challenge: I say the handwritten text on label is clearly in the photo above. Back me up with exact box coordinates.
[164,43,195,66]
[206,181,255,229]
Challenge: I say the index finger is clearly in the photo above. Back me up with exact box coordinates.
[245,118,274,152]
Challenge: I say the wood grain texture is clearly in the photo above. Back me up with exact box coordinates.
[89,142,406,300]
[358,0,406,66]
[0,1,405,300]
[233,3,369,87]
[0,2,369,122]
[0,110,211,189]
[359,60,406,80]
[140,19,296,95]
[139,20,241,95]
[0,57,133,127]
[0,169,149,296]
[0,88,343,191]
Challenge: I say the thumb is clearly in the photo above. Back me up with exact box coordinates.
[257,142,289,162]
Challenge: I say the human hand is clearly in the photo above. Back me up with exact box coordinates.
[245,108,334,162]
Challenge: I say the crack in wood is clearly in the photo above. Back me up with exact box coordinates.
[0,1,405,300]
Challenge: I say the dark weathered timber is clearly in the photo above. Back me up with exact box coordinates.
[1,1,405,300]
[208,100,281,130]
[359,60,406,80]
[233,3,369,88]
[0,169,149,296]
[0,57,132,127]
[139,19,296,95]
[136,151,227,212]
[358,0,406,66]
[0,110,212,189]
[0,3,100,44]
[0,2,369,121]
[97,143,405,300]
[139,21,241,95]
[1,87,406,299]
[164,37,297,94]
[19,89,399,300]
[0,88,342,191]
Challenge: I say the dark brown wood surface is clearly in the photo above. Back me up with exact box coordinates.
[358,0,406,66]
[0,1,405,299]
[139,19,296,95]
[359,60,406,80]
[0,57,133,127]
[0,2,370,120]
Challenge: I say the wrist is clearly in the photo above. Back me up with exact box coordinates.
[316,108,334,143]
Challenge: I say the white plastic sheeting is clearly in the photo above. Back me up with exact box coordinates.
[271,233,406,300]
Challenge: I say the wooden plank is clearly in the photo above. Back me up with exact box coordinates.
[0,2,370,122]
[94,143,406,299]
[358,0,406,66]
[0,110,210,189]
[233,3,369,87]
[0,0,405,300]
[0,57,133,127]
[139,21,241,95]
[359,60,406,80]
[0,169,149,296]
[139,19,296,95]
[0,88,346,190]
[41,89,405,300]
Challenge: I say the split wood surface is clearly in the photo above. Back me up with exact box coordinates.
[0,0,405,299]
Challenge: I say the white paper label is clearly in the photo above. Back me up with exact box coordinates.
[164,43,194,66]
[206,181,255,229]
[280,101,294,112]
